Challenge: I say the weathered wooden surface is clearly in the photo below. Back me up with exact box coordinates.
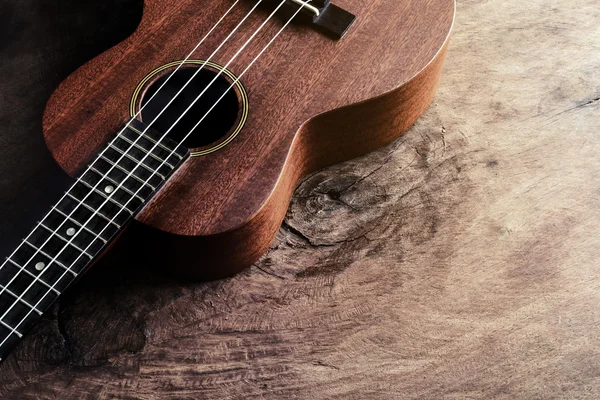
[1,0,600,398]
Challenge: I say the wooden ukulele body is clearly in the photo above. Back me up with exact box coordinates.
[42,0,455,279]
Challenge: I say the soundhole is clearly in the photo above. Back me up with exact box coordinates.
[140,66,241,149]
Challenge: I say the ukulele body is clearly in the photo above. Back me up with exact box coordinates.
[42,0,455,280]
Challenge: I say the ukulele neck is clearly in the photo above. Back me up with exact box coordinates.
[0,120,189,362]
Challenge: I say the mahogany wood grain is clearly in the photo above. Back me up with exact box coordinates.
[42,0,455,279]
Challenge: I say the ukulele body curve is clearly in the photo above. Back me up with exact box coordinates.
[42,0,455,279]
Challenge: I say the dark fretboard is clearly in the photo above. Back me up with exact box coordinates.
[0,120,189,362]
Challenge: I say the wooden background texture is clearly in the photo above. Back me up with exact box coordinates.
[1,0,600,398]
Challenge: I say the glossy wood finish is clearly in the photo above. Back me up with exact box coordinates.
[5,0,600,396]
[43,0,455,278]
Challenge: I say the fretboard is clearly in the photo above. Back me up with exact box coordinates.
[0,120,189,362]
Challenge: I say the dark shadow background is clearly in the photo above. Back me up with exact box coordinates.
[0,1,197,367]
[0,0,143,257]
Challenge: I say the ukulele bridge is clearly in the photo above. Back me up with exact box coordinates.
[281,0,356,39]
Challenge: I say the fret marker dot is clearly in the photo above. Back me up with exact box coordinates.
[66,228,77,236]
[105,185,115,194]
[35,262,45,271]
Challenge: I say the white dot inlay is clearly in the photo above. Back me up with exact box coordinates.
[105,185,115,194]
[35,262,45,271]
[66,227,77,236]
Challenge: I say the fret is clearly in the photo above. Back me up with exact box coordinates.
[65,192,122,228]
[2,302,44,339]
[37,223,93,260]
[66,192,114,220]
[126,124,183,157]
[55,204,118,243]
[97,156,158,191]
[0,284,43,315]
[40,215,105,256]
[102,148,165,183]
[91,158,159,197]
[106,143,168,180]
[27,221,98,269]
[51,206,116,244]
[57,194,124,236]
[76,180,135,214]
[121,129,184,167]
[86,167,147,202]
[112,140,173,180]
[64,188,132,232]
[0,120,190,363]
[0,262,63,315]
[89,166,114,183]
[111,137,176,178]
[116,135,176,168]
[21,240,77,277]
[49,207,108,244]
[5,258,60,295]
[0,320,21,338]
[5,254,71,295]
[0,326,20,361]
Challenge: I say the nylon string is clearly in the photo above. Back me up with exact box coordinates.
[0,0,243,289]
[0,0,311,347]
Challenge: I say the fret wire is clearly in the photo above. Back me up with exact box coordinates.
[51,207,108,244]
[0,137,178,353]
[99,156,157,190]
[5,258,61,295]
[21,240,77,277]
[127,125,182,158]
[118,135,176,168]
[37,223,94,260]
[0,284,43,315]
[0,0,233,356]
[0,127,185,359]
[0,126,133,300]
[0,320,22,338]
[65,193,122,228]
[108,144,167,180]
[0,129,171,339]
[0,3,250,356]
[0,0,267,359]
[77,180,135,214]
[1,132,183,353]
[88,167,145,202]
[0,145,165,359]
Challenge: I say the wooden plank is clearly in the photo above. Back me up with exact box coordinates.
[1,0,600,398]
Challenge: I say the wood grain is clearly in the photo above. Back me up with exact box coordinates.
[2,0,600,398]
[41,0,454,278]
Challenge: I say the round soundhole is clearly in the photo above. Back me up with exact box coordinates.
[135,62,248,154]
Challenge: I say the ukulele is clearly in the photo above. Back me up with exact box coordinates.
[0,0,454,362]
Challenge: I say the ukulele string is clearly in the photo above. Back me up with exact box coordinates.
[125,0,269,151]
[0,0,309,344]
[0,0,286,317]
[0,0,243,284]
[0,0,280,335]
[137,0,294,147]
[0,2,255,327]
[126,0,243,137]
